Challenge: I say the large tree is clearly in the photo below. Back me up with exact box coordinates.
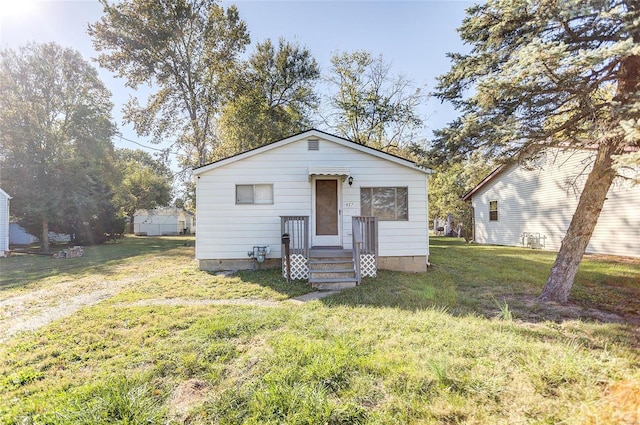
[114,149,173,233]
[88,0,250,168]
[435,0,640,303]
[428,152,495,239]
[0,42,118,249]
[326,50,427,150]
[216,38,320,158]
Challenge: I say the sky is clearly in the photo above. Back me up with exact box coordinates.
[0,0,473,162]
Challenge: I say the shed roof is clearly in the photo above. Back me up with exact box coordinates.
[0,188,12,200]
[192,129,431,176]
[134,207,193,217]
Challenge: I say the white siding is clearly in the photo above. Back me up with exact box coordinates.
[9,223,38,245]
[0,189,9,255]
[472,150,640,257]
[195,135,429,261]
[134,208,193,236]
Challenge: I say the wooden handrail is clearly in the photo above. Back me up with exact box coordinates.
[280,216,309,258]
[353,216,378,256]
[352,216,363,285]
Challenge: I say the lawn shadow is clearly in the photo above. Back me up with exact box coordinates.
[0,236,193,290]
[319,237,640,332]
[231,268,315,299]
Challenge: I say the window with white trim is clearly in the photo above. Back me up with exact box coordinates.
[489,200,498,221]
[236,184,273,205]
[360,187,408,221]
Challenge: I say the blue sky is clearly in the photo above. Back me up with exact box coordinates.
[0,0,472,157]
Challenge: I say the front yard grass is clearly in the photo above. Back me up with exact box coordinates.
[0,236,638,424]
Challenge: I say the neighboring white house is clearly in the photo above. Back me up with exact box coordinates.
[193,129,431,274]
[462,148,640,258]
[134,207,194,236]
[0,188,11,257]
[9,223,38,245]
[9,223,71,245]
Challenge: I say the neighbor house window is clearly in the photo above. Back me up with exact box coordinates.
[360,187,408,220]
[236,184,273,204]
[489,200,498,221]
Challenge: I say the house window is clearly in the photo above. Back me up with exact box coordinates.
[360,187,408,220]
[236,184,273,205]
[489,200,498,221]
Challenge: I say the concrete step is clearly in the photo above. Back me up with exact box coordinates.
[308,248,357,290]
[308,259,354,265]
[309,271,355,280]
[309,248,352,258]
[309,268,354,274]
[309,277,358,290]
[309,257,354,270]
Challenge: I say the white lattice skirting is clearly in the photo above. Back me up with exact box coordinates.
[360,254,377,277]
[282,254,308,280]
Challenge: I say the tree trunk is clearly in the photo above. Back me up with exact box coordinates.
[538,143,618,303]
[128,213,135,234]
[41,218,50,252]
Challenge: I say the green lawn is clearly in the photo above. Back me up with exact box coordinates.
[0,236,638,424]
[0,236,192,290]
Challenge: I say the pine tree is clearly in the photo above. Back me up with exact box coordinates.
[435,0,640,303]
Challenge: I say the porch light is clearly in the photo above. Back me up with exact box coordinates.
[348,176,354,186]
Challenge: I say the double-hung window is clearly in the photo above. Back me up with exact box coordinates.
[236,184,273,205]
[360,187,408,221]
[489,200,498,221]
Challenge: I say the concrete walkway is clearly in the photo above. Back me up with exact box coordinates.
[290,290,342,302]
[2,285,343,343]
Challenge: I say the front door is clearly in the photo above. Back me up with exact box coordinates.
[313,178,341,246]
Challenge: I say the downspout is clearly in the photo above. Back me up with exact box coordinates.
[471,205,475,242]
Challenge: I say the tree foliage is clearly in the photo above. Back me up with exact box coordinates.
[326,51,427,150]
[215,38,320,157]
[435,0,640,302]
[428,153,495,240]
[0,42,121,249]
[89,0,250,167]
[114,149,173,233]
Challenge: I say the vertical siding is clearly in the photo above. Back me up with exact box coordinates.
[472,150,640,257]
[195,136,429,261]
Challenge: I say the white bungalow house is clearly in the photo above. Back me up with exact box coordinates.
[0,188,11,257]
[462,148,640,258]
[193,129,431,287]
[133,207,194,236]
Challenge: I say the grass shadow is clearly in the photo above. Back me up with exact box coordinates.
[0,236,193,290]
[232,268,315,298]
[321,237,640,329]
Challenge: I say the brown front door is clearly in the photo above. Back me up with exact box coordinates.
[314,179,340,246]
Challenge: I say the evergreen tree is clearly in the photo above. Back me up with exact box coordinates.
[435,0,640,302]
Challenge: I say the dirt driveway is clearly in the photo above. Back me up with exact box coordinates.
[0,267,330,343]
